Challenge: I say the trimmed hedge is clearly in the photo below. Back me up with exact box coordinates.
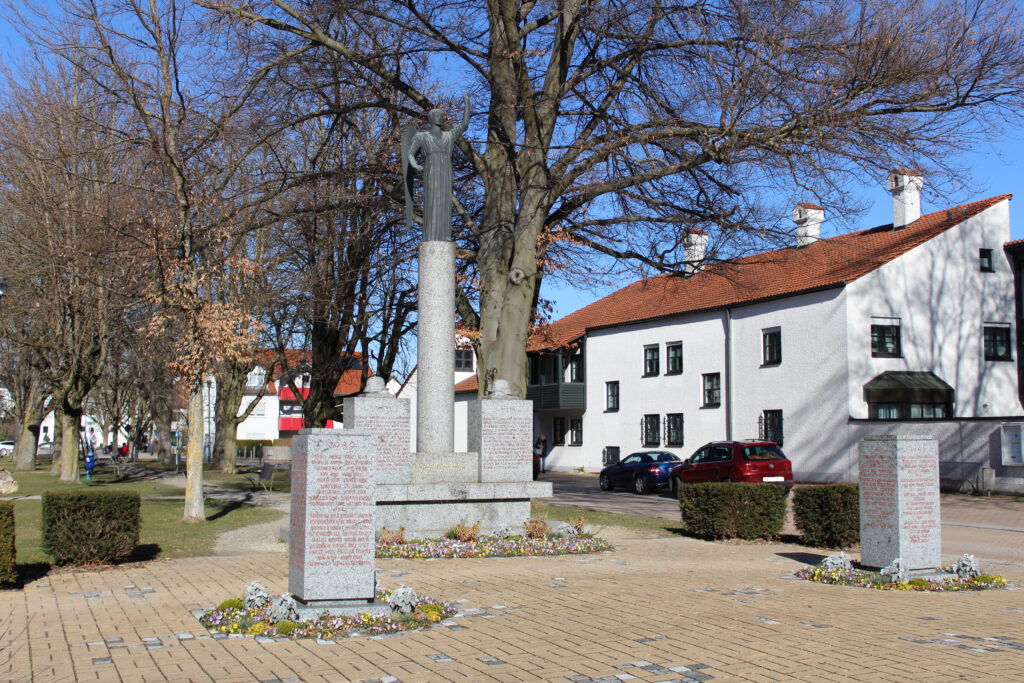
[0,501,15,586]
[792,484,860,548]
[41,490,140,565]
[679,483,787,540]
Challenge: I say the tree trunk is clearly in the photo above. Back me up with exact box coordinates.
[13,407,39,471]
[59,409,81,483]
[183,383,205,522]
[221,420,238,474]
[155,412,174,466]
[50,407,64,476]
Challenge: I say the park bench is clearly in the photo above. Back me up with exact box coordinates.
[247,462,277,492]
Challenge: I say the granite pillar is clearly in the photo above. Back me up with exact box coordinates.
[289,428,388,617]
[416,241,455,454]
[858,435,941,570]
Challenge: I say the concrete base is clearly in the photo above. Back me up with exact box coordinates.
[292,598,392,620]
[376,480,553,540]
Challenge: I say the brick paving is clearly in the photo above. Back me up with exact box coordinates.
[3,530,1024,682]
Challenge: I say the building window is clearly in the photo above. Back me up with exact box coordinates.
[455,348,474,371]
[702,373,721,407]
[642,414,660,446]
[605,381,619,411]
[570,418,583,446]
[666,342,683,374]
[643,345,660,376]
[984,324,1012,361]
[871,318,902,358]
[553,417,566,445]
[980,248,994,273]
[762,329,781,365]
[666,413,684,446]
[567,355,583,382]
[760,410,784,445]
[870,402,949,420]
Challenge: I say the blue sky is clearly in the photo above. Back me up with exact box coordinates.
[2,7,1022,321]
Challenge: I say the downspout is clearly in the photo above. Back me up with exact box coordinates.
[725,306,733,440]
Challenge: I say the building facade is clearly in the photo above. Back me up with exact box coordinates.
[526,176,1024,492]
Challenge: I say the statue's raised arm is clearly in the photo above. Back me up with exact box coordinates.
[454,94,471,138]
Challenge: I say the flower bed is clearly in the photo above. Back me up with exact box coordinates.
[376,535,612,559]
[199,588,457,639]
[795,565,1007,592]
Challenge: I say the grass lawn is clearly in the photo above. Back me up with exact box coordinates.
[5,462,184,498]
[531,500,684,537]
[12,498,284,564]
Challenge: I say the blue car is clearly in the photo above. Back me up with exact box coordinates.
[599,451,683,494]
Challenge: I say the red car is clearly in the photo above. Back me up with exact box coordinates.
[669,441,793,497]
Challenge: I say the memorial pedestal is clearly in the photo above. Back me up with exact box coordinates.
[858,435,941,570]
[289,428,389,617]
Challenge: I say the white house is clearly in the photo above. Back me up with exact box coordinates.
[523,172,1024,492]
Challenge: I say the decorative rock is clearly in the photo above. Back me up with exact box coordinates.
[245,582,270,610]
[487,379,514,398]
[550,522,579,538]
[491,524,521,539]
[818,552,853,572]
[387,585,419,615]
[952,553,980,579]
[880,557,907,583]
[266,594,299,623]
[362,376,390,396]
[0,468,18,495]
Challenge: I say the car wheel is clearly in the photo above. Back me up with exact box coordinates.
[599,473,611,491]
[633,476,649,495]
[670,476,680,498]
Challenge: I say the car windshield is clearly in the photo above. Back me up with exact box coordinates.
[654,453,680,462]
[742,445,786,461]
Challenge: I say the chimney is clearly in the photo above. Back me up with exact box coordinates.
[887,169,924,228]
[683,228,708,275]
[792,202,824,247]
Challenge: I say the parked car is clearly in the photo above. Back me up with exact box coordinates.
[0,441,14,457]
[37,442,53,458]
[669,441,793,497]
[599,451,683,494]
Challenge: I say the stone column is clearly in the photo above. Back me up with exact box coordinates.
[416,241,455,453]
[858,435,941,571]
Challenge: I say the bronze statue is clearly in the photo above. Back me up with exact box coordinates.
[402,95,471,242]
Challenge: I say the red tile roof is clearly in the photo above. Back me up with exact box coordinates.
[454,375,478,394]
[529,195,1011,351]
[1005,239,1024,248]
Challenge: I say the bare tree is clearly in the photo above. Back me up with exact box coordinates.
[0,338,51,471]
[203,0,1024,396]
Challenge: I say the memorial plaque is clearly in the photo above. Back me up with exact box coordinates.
[859,435,941,570]
[344,393,411,484]
[468,398,533,483]
[289,429,376,605]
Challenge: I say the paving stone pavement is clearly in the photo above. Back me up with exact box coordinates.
[3,532,1024,682]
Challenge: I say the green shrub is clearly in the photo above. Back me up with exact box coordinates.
[679,483,786,540]
[219,597,244,610]
[41,490,140,565]
[0,501,15,586]
[908,578,930,589]
[275,620,296,635]
[792,484,860,548]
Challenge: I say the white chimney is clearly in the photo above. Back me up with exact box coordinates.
[887,169,923,228]
[792,202,824,247]
[684,228,708,274]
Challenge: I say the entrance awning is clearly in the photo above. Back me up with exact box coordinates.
[863,371,955,404]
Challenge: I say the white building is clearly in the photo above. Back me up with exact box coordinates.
[524,173,1024,492]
